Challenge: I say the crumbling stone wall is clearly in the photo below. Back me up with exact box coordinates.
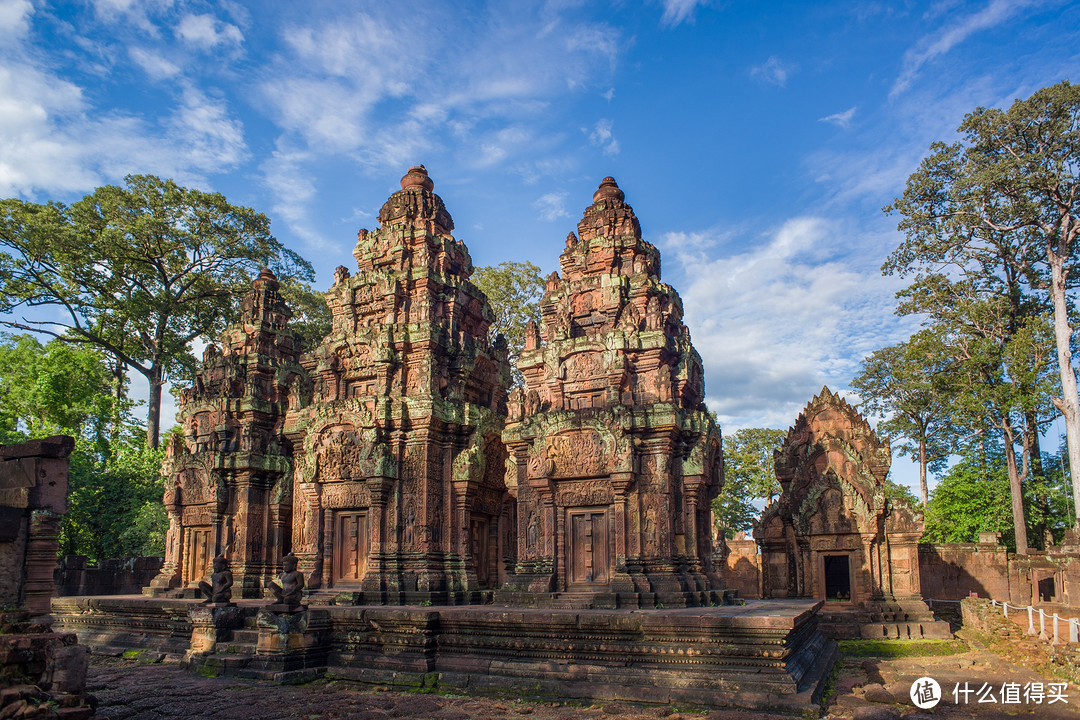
[921,539,1080,610]
[918,542,1009,602]
[0,435,94,719]
[723,535,761,599]
[56,556,164,597]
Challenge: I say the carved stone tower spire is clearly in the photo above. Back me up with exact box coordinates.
[502,176,723,608]
[283,166,510,603]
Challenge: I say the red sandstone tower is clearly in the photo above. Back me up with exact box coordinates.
[149,269,303,598]
[282,166,511,603]
[500,177,724,607]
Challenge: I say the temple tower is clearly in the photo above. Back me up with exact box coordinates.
[500,177,723,608]
[283,166,511,604]
[755,387,949,637]
[149,269,302,598]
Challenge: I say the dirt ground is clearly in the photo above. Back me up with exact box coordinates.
[84,630,1080,720]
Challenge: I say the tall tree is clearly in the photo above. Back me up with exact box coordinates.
[0,334,166,559]
[472,261,544,385]
[886,81,1080,526]
[852,329,953,507]
[713,427,785,538]
[0,175,315,448]
[883,269,1056,553]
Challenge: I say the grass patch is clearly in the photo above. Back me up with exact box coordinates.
[818,657,845,712]
[838,639,968,658]
[121,649,143,659]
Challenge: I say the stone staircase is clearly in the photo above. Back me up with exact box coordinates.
[817,601,953,639]
[184,614,261,678]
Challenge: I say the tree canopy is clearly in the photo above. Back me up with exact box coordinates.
[852,329,953,507]
[0,334,166,560]
[0,174,316,447]
[885,81,1080,530]
[713,427,785,539]
[472,261,544,385]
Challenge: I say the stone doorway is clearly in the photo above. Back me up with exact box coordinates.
[567,508,611,586]
[470,516,494,588]
[333,511,368,586]
[184,527,212,585]
[824,555,851,601]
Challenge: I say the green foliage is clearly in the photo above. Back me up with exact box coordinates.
[0,174,316,447]
[852,330,953,505]
[472,261,544,385]
[278,277,332,353]
[62,434,166,560]
[883,479,921,507]
[0,333,167,560]
[922,444,1073,552]
[0,334,118,446]
[714,427,785,538]
[885,81,1080,532]
[923,451,1015,548]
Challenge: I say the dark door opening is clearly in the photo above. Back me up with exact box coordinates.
[824,555,851,601]
[1038,576,1056,603]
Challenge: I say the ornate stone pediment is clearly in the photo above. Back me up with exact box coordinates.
[545,429,608,478]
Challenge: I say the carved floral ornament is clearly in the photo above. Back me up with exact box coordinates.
[794,472,875,536]
[299,424,396,484]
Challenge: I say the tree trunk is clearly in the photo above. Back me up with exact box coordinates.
[918,436,928,507]
[147,366,163,450]
[1003,420,1028,555]
[1025,409,1048,548]
[1048,247,1080,529]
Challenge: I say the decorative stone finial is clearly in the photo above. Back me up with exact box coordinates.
[400,165,434,191]
[592,176,624,204]
[253,268,279,290]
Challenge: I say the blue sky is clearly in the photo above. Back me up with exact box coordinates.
[1,0,1078,493]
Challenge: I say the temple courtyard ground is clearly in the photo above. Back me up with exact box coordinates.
[87,627,1080,720]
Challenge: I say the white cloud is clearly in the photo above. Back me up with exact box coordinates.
[750,56,791,87]
[666,217,908,430]
[128,46,180,80]
[586,118,620,156]
[891,0,1044,98]
[259,6,623,177]
[176,13,243,50]
[0,0,32,42]
[819,106,857,128]
[259,145,327,250]
[660,0,708,27]
[534,191,570,222]
[166,86,247,169]
[0,19,247,200]
[89,0,173,35]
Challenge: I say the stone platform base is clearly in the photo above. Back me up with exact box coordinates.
[817,600,953,640]
[52,596,836,712]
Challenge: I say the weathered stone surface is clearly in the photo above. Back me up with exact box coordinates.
[148,268,303,599]
[501,177,723,608]
[853,706,901,720]
[282,165,511,604]
[753,388,950,639]
[0,437,94,719]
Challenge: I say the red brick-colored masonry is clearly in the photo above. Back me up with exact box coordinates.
[1,436,94,719]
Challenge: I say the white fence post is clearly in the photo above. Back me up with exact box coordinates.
[1054,614,1060,644]
[1028,606,1035,634]
[1040,609,1047,640]
[1004,602,1009,619]
[1069,618,1078,644]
